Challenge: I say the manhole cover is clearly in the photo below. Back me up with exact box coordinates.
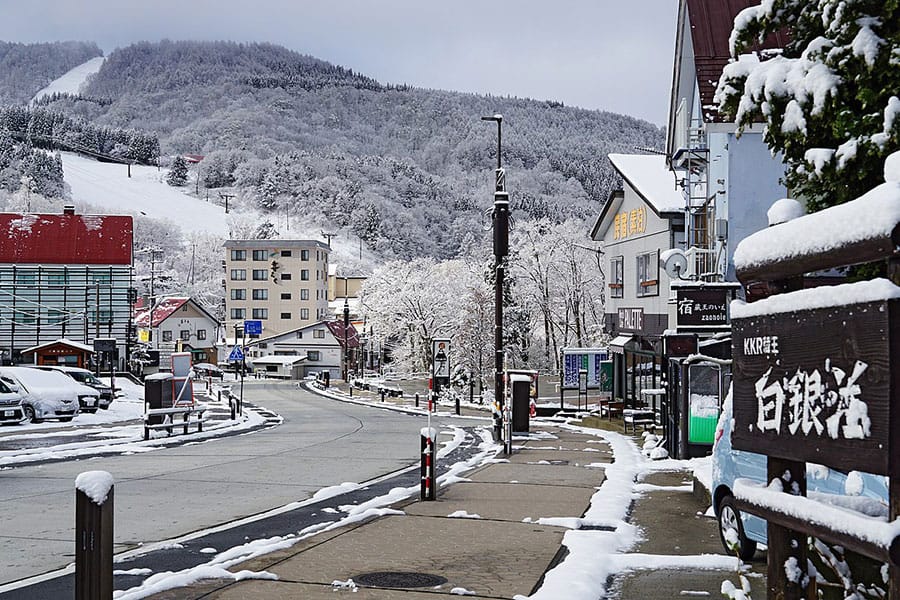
[354,571,448,588]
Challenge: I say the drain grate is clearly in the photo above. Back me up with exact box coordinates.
[353,571,448,588]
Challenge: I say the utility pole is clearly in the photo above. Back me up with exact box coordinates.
[343,277,350,381]
[482,114,508,448]
[148,249,163,348]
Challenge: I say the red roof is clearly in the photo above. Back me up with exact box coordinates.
[134,297,189,328]
[686,0,789,123]
[0,213,133,265]
[326,321,360,349]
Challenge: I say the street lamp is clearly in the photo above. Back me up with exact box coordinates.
[482,114,509,448]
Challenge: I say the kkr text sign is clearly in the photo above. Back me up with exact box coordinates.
[731,298,898,477]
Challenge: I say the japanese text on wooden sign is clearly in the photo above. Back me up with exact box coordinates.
[613,207,647,240]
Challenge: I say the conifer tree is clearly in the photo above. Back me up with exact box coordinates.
[166,155,189,187]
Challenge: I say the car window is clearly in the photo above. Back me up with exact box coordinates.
[0,380,9,394]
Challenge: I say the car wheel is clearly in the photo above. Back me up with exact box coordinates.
[23,405,41,424]
[718,495,757,561]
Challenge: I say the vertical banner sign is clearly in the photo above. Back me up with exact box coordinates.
[432,338,451,379]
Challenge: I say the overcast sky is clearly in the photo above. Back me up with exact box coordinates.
[0,0,679,125]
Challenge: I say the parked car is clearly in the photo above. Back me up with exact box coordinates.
[711,390,889,559]
[0,378,24,425]
[30,365,114,409]
[0,367,96,422]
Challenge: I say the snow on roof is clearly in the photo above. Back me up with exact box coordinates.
[250,355,307,366]
[133,297,190,328]
[0,212,133,265]
[21,338,96,355]
[608,154,684,214]
[733,181,900,271]
[326,321,360,349]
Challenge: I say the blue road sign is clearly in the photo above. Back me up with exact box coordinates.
[243,320,262,336]
[227,345,244,362]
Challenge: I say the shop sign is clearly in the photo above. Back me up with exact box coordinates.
[561,349,609,390]
[617,307,643,332]
[613,207,647,240]
[676,288,729,327]
[731,299,895,476]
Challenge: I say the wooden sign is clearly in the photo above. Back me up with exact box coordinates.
[731,299,897,477]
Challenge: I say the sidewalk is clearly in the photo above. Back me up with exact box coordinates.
[140,426,609,599]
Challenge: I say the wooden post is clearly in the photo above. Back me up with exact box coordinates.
[766,457,809,600]
[75,475,114,600]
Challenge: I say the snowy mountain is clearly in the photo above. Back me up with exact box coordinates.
[31,56,105,104]
[0,41,102,105]
[28,40,664,261]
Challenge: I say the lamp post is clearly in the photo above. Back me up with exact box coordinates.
[482,114,508,447]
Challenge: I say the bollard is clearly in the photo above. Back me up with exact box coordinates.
[415,392,419,408]
[75,471,114,600]
[230,394,236,420]
[420,428,437,501]
[217,390,222,403]
[455,394,460,416]
[349,386,353,398]
[381,389,385,402]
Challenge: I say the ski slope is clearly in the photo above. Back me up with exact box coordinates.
[60,152,231,235]
[31,56,106,103]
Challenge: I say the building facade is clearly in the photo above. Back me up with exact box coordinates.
[0,208,133,366]
[133,296,221,366]
[245,320,359,380]
[223,240,331,340]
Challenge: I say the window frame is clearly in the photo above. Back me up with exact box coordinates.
[252,249,267,261]
[609,256,624,298]
[252,288,268,300]
[252,308,268,319]
[230,249,247,261]
[230,269,247,281]
[636,250,659,297]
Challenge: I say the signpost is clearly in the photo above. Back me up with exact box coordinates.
[227,344,244,415]
[431,338,450,395]
[674,287,732,328]
[243,320,262,337]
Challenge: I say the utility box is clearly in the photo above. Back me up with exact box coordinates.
[509,374,532,433]
[144,373,173,425]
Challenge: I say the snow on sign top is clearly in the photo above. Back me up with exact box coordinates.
[75,470,114,505]
[731,278,900,319]
[608,154,683,214]
[733,179,900,270]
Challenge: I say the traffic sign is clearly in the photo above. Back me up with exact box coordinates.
[432,338,450,379]
[227,345,244,362]
[243,320,262,336]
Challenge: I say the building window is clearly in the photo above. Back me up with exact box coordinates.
[281,250,292,257]
[307,350,321,361]
[252,308,268,319]
[314,329,325,339]
[230,249,246,261]
[636,250,659,297]
[252,250,267,261]
[280,312,291,319]
[280,292,291,300]
[300,289,309,301]
[230,308,246,319]
[301,269,309,281]
[197,329,207,340]
[252,269,267,281]
[609,256,624,298]
[180,329,191,340]
[231,289,246,300]
[295,331,303,339]
[300,308,309,319]
[281,273,292,281]
[15,271,35,286]
[47,271,69,286]
[162,330,173,342]
[301,249,309,261]
[252,288,268,300]
[231,269,246,281]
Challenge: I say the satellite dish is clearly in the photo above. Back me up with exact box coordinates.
[660,248,688,279]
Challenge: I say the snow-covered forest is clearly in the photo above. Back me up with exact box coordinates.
[0,41,102,105]
[0,39,660,372]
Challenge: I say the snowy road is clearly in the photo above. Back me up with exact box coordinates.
[0,381,457,588]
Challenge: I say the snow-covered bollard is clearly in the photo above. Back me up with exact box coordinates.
[75,470,114,600]
[420,427,438,501]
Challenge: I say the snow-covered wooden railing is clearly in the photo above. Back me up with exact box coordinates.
[729,162,900,600]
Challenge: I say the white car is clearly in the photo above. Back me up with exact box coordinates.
[0,367,97,423]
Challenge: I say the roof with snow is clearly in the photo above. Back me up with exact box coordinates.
[21,338,95,355]
[684,0,789,123]
[326,321,360,349]
[608,154,684,214]
[250,355,308,366]
[132,297,219,328]
[0,212,133,265]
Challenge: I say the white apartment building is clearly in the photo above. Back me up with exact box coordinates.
[223,240,331,339]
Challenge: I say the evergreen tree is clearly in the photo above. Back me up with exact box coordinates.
[716,0,900,210]
[166,155,188,187]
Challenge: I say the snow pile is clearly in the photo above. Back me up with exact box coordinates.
[766,198,804,226]
[733,179,900,270]
[731,277,900,319]
[885,149,900,182]
[75,470,114,505]
[447,510,482,519]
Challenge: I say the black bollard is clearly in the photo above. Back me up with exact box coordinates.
[75,471,114,600]
[415,392,419,408]
[381,389,385,402]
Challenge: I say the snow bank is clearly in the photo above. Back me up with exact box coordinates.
[731,277,900,319]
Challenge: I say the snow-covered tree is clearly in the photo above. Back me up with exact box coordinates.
[715,0,900,210]
[166,155,189,187]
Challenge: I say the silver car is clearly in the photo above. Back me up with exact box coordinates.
[0,378,24,425]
